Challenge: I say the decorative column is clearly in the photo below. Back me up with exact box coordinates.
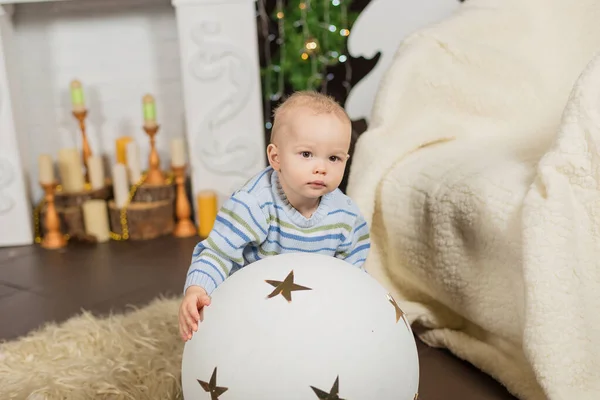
[0,5,34,247]
[172,0,266,212]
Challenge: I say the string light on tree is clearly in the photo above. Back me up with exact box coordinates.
[258,0,287,129]
[305,38,319,54]
[259,0,358,125]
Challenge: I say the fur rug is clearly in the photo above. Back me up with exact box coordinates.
[0,296,184,400]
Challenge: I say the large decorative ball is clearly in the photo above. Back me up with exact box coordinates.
[181,252,420,400]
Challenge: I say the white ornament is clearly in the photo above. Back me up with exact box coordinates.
[345,0,461,122]
[181,252,420,400]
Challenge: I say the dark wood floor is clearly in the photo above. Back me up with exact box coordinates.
[0,236,517,400]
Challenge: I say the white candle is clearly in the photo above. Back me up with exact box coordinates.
[58,148,85,193]
[111,163,129,208]
[171,138,186,167]
[126,141,142,185]
[38,154,55,184]
[87,155,105,190]
[82,199,110,242]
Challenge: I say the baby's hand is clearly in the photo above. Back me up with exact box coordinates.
[178,286,211,341]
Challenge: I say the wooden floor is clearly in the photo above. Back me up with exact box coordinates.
[0,236,517,400]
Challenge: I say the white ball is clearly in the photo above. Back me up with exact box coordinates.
[181,252,420,400]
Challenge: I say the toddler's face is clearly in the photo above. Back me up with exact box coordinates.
[270,108,351,202]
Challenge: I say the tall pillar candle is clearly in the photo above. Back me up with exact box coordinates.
[111,164,129,208]
[87,155,105,190]
[82,199,110,242]
[126,141,142,185]
[170,137,186,167]
[57,148,85,193]
[38,154,55,184]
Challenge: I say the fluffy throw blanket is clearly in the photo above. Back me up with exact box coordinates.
[347,1,600,399]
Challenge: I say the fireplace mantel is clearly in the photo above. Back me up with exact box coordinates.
[0,0,69,4]
[0,0,265,246]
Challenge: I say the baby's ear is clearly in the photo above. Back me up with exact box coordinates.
[266,144,280,170]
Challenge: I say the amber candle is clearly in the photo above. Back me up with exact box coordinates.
[197,190,218,238]
[115,136,133,165]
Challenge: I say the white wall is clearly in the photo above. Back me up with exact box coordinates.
[12,0,184,201]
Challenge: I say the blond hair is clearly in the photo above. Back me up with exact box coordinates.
[270,91,351,144]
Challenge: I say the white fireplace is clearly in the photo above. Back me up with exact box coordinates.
[0,0,266,246]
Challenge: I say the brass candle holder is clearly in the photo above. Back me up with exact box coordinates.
[143,123,165,185]
[172,165,196,237]
[72,109,92,176]
[40,182,67,249]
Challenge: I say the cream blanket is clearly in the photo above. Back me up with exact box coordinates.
[346,1,600,399]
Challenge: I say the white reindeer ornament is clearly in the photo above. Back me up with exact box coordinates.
[345,0,462,122]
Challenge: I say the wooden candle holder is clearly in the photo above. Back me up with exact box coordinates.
[55,183,112,208]
[72,109,92,176]
[172,165,196,237]
[143,123,165,186]
[107,176,176,240]
[131,181,174,203]
[40,182,67,249]
[108,199,174,240]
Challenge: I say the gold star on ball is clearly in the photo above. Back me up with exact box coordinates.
[197,367,228,400]
[265,270,311,302]
[387,293,410,331]
[310,375,345,400]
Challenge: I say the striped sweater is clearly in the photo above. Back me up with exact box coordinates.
[184,166,371,295]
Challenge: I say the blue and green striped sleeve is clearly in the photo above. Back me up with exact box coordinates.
[335,214,371,269]
[184,190,269,295]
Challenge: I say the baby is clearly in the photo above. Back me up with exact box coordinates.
[178,91,371,341]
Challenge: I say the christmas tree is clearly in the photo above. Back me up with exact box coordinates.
[259,0,359,105]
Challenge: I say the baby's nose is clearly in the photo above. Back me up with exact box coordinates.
[314,163,326,175]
